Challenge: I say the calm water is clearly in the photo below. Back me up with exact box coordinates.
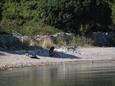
[0,62,115,86]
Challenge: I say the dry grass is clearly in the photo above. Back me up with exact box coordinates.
[41,38,54,48]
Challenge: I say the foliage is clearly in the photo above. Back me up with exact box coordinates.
[0,0,115,36]
[39,0,114,33]
[21,21,60,35]
[71,35,94,46]
[55,35,94,47]
[111,2,115,24]
[0,0,4,21]
[56,39,66,46]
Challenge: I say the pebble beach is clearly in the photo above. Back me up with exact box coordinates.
[0,47,115,71]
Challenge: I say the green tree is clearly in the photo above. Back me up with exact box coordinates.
[0,0,4,21]
[39,0,113,33]
[0,0,114,35]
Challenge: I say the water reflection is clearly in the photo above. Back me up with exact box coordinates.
[0,62,115,86]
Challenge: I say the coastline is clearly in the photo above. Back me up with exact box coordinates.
[0,47,115,71]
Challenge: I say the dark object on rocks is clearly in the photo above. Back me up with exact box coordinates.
[49,46,55,57]
[25,51,40,59]
[30,56,40,59]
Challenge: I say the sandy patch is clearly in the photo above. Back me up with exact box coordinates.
[0,47,115,71]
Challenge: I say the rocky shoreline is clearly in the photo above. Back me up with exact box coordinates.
[0,47,115,71]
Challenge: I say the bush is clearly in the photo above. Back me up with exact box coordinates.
[71,36,94,46]
[56,39,66,47]
[54,35,94,47]
[21,22,60,36]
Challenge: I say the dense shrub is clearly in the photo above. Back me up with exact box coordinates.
[0,0,115,36]
[39,0,114,33]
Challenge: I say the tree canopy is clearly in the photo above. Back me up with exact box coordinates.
[39,0,114,33]
[0,0,115,35]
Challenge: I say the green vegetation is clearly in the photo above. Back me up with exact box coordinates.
[0,0,115,36]
[0,0,60,35]
[39,0,115,33]
[53,35,94,47]
[21,22,60,35]
[0,0,115,48]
